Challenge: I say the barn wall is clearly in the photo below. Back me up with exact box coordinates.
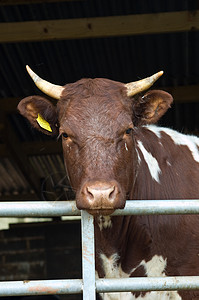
[0,220,81,300]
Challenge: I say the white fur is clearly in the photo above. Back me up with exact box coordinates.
[147,125,199,163]
[99,253,131,299]
[100,253,127,278]
[166,160,171,167]
[139,255,167,277]
[137,141,161,183]
[125,142,129,151]
[147,125,162,139]
[136,149,141,165]
[98,216,112,231]
[99,254,181,300]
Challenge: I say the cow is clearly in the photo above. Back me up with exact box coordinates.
[18,66,199,300]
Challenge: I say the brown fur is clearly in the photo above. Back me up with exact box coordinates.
[18,77,199,299]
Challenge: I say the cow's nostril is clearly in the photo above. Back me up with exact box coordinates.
[86,184,116,203]
[78,180,124,212]
[86,187,95,200]
[109,186,116,200]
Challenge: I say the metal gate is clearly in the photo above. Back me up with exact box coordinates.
[1,199,199,299]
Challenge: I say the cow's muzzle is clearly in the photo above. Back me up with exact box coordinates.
[76,180,125,215]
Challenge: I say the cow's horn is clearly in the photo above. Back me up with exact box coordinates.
[26,65,64,100]
[125,71,164,97]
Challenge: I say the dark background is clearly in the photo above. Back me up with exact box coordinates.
[1,0,199,200]
[0,1,199,298]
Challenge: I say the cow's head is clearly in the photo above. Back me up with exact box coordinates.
[18,66,173,215]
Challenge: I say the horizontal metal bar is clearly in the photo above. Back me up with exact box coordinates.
[0,279,83,296]
[96,276,199,293]
[112,199,199,215]
[1,276,199,296]
[0,201,80,217]
[0,200,199,217]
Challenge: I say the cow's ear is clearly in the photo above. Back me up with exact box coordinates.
[17,96,58,136]
[133,90,173,125]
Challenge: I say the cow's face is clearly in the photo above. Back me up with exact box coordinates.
[18,67,173,215]
[57,79,138,215]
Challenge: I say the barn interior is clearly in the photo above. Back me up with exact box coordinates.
[0,0,199,299]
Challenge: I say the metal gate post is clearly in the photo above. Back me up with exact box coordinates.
[81,210,96,300]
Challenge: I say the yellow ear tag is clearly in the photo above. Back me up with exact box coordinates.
[36,114,52,132]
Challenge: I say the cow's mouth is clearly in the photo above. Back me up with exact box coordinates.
[86,208,115,216]
[76,179,125,215]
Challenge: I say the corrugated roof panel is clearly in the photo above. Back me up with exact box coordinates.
[0,157,33,196]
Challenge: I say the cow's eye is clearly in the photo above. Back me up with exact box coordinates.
[125,128,133,135]
[62,132,69,139]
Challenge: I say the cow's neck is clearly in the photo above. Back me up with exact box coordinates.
[94,213,190,281]
[94,214,151,277]
[133,125,199,200]
[92,124,199,284]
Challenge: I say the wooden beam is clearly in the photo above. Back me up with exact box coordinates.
[0,97,57,112]
[0,10,199,43]
[164,85,199,103]
[0,84,199,158]
[23,140,62,155]
[1,85,199,114]
[0,140,62,157]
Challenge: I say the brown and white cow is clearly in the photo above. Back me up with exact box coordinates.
[18,66,199,300]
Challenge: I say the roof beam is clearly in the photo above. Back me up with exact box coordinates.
[23,140,62,155]
[0,84,199,158]
[0,140,62,157]
[0,97,58,112]
[0,10,199,43]
[164,85,199,103]
[1,85,199,114]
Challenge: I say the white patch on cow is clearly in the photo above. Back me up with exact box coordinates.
[101,292,136,300]
[100,253,125,278]
[166,160,171,167]
[162,128,199,163]
[147,125,162,139]
[136,149,141,164]
[130,255,181,300]
[147,125,199,163]
[140,255,167,276]
[98,216,112,231]
[137,141,161,183]
[99,254,181,300]
[99,253,133,299]
[125,142,128,151]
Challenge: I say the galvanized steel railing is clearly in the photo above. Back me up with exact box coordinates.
[1,200,199,299]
